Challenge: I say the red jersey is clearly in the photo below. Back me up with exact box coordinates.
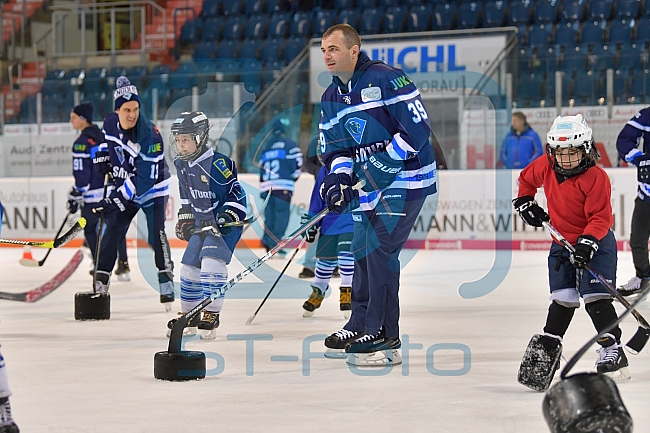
[517,155,613,244]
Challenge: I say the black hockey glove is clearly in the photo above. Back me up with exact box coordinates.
[320,172,355,214]
[359,152,403,193]
[175,208,195,242]
[94,190,126,217]
[632,154,650,183]
[570,235,599,269]
[67,187,83,214]
[216,211,237,236]
[300,213,318,243]
[92,150,112,176]
[512,196,550,227]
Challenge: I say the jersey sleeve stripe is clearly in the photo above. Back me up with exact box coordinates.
[628,119,650,132]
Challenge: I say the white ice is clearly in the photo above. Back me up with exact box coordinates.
[0,246,648,433]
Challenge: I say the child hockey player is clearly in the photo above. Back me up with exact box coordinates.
[0,345,19,433]
[301,164,354,319]
[513,114,629,391]
[167,111,247,339]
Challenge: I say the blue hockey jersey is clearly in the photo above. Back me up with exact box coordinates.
[72,124,109,205]
[258,131,303,192]
[616,106,650,202]
[308,166,353,235]
[102,112,170,206]
[175,148,247,223]
[319,52,437,211]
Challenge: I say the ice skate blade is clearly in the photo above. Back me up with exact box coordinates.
[302,309,316,317]
[116,273,130,282]
[342,310,350,320]
[166,326,197,338]
[603,367,631,382]
[200,329,217,340]
[346,349,402,367]
[163,302,173,312]
[324,348,346,359]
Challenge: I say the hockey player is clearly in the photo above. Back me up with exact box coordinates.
[615,105,650,298]
[317,24,438,366]
[68,102,130,281]
[301,164,354,319]
[514,114,629,391]
[167,111,246,339]
[93,76,174,310]
[257,118,302,255]
[0,346,19,433]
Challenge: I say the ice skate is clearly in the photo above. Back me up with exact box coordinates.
[0,397,19,433]
[617,276,650,298]
[302,285,326,317]
[166,312,200,338]
[596,334,631,382]
[339,286,351,319]
[345,328,401,354]
[159,279,175,312]
[517,333,563,392]
[198,311,220,340]
[324,328,363,359]
[160,294,174,312]
[346,349,402,367]
[298,267,315,279]
[114,259,131,282]
[93,271,110,294]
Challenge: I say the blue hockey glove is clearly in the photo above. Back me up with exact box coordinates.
[175,208,195,242]
[570,235,599,268]
[320,172,355,214]
[300,213,318,243]
[67,187,83,214]
[94,190,126,217]
[512,196,550,227]
[359,152,403,193]
[92,150,112,176]
[216,211,237,236]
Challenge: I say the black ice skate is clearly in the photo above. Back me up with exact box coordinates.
[345,329,402,367]
[198,311,220,340]
[166,312,200,338]
[114,259,131,282]
[517,333,563,392]
[93,270,110,294]
[302,286,326,317]
[617,276,650,298]
[596,334,631,382]
[0,397,19,433]
[298,267,315,279]
[339,286,351,319]
[324,328,363,359]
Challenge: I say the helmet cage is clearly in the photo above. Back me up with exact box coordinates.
[170,111,210,162]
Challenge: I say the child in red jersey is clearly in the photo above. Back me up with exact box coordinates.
[513,114,629,390]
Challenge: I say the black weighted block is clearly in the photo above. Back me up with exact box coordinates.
[74,292,110,321]
[154,351,206,381]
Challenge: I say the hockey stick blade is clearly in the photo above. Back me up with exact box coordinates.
[245,316,254,326]
[0,250,83,302]
[542,222,650,353]
[19,212,72,267]
[18,258,41,267]
[0,217,86,248]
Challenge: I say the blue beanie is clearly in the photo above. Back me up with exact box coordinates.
[72,101,93,122]
[114,76,140,110]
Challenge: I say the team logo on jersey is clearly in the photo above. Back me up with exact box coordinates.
[200,174,208,183]
[213,158,232,178]
[343,95,352,104]
[361,86,381,102]
[115,146,125,165]
[344,117,367,144]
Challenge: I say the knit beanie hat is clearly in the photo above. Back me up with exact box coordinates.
[114,76,140,110]
[72,101,93,122]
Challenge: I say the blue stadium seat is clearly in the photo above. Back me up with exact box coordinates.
[616,43,646,70]
[240,59,261,93]
[402,0,424,5]
[629,71,649,101]
[433,3,457,31]
[554,22,578,46]
[290,11,312,37]
[126,66,147,89]
[527,23,552,48]
[561,46,588,72]
[609,18,633,44]
[244,0,265,15]
[82,67,106,93]
[515,23,528,44]
[238,38,263,58]
[645,0,650,16]
[572,70,598,105]
[169,63,197,89]
[407,4,433,32]
[515,73,544,106]
[589,0,612,20]
[83,91,108,120]
[267,12,291,38]
[483,1,506,28]
[635,17,650,42]
[179,18,200,45]
[338,9,360,28]
[457,1,483,29]
[245,14,267,39]
[561,1,585,22]
[613,69,630,97]
[167,88,193,116]
[266,0,291,12]
[312,10,336,37]
[333,0,355,9]
[194,40,217,60]
[616,0,640,18]
[216,39,240,58]
[222,15,246,40]
[195,61,218,90]
[201,17,223,41]
[18,94,37,123]
[508,1,531,25]
[384,6,407,33]
[581,21,606,46]
[357,0,376,7]
[359,8,382,35]
[150,64,171,77]
[260,37,285,63]
[282,36,307,62]
[223,0,243,15]
[534,0,559,24]
[201,0,222,18]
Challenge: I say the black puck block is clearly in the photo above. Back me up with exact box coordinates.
[74,292,110,321]
[154,351,206,381]
[543,373,633,433]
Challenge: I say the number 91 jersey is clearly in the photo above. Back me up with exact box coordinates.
[318,57,437,206]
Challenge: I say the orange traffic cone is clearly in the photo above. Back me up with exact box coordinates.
[22,245,34,261]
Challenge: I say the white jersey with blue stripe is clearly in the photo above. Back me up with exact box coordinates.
[319,54,437,210]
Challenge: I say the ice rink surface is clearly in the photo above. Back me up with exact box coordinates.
[0,246,648,433]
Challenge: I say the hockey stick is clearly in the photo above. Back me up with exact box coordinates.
[191,189,272,236]
[543,221,650,354]
[168,181,364,353]
[19,211,71,267]
[246,236,307,325]
[0,250,83,302]
[92,173,111,291]
[0,217,86,248]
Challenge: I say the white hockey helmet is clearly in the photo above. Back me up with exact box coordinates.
[546,114,597,176]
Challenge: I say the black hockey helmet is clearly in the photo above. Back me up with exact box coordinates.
[170,111,210,161]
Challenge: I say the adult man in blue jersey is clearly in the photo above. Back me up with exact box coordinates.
[318,24,438,366]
